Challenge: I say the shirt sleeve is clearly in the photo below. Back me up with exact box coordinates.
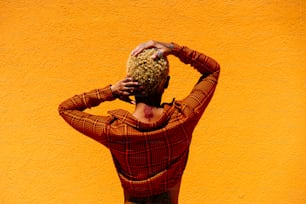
[171,43,221,117]
[58,85,116,145]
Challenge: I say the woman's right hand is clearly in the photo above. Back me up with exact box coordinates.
[111,76,144,104]
[131,40,174,59]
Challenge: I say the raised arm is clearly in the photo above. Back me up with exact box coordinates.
[58,77,141,144]
[131,40,220,116]
[58,85,115,145]
[171,42,220,116]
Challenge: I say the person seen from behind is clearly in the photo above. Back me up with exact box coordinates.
[58,40,220,203]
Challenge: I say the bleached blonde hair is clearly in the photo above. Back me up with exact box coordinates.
[127,48,169,96]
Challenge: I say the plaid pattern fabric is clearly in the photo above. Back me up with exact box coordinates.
[58,43,220,197]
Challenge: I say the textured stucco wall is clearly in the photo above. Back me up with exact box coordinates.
[0,0,305,203]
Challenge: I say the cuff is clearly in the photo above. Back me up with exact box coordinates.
[170,42,183,56]
[97,85,117,101]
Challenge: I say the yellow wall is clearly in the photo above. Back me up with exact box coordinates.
[1,0,305,203]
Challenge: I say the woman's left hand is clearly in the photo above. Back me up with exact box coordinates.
[131,40,173,59]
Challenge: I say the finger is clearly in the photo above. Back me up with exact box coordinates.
[130,100,136,105]
[123,86,141,95]
[122,84,143,95]
[131,44,146,56]
[121,84,138,93]
[124,81,140,87]
[131,40,155,56]
[131,46,142,56]
[123,76,133,82]
[121,90,131,96]
[151,52,158,59]
[151,50,163,59]
[132,47,148,56]
[126,98,136,105]
[120,87,134,93]
[120,96,136,105]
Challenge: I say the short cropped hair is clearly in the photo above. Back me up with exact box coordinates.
[127,48,169,96]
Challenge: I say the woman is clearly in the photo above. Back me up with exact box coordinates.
[59,40,220,203]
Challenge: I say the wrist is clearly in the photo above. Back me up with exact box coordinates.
[166,42,174,54]
[169,42,181,56]
[167,42,174,51]
[110,85,119,98]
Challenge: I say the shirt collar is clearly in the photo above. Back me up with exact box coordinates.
[107,101,176,131]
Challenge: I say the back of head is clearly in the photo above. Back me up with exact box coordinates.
[127,48,169,96]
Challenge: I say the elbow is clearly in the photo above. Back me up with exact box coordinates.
[58,104,66,116]
[212,64,221,82]
[215,61,221,72]
[214,62,221,79]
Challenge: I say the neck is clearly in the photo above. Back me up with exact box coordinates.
[133,102,164,123]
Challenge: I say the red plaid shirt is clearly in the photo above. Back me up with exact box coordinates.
[58,43,220,198]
